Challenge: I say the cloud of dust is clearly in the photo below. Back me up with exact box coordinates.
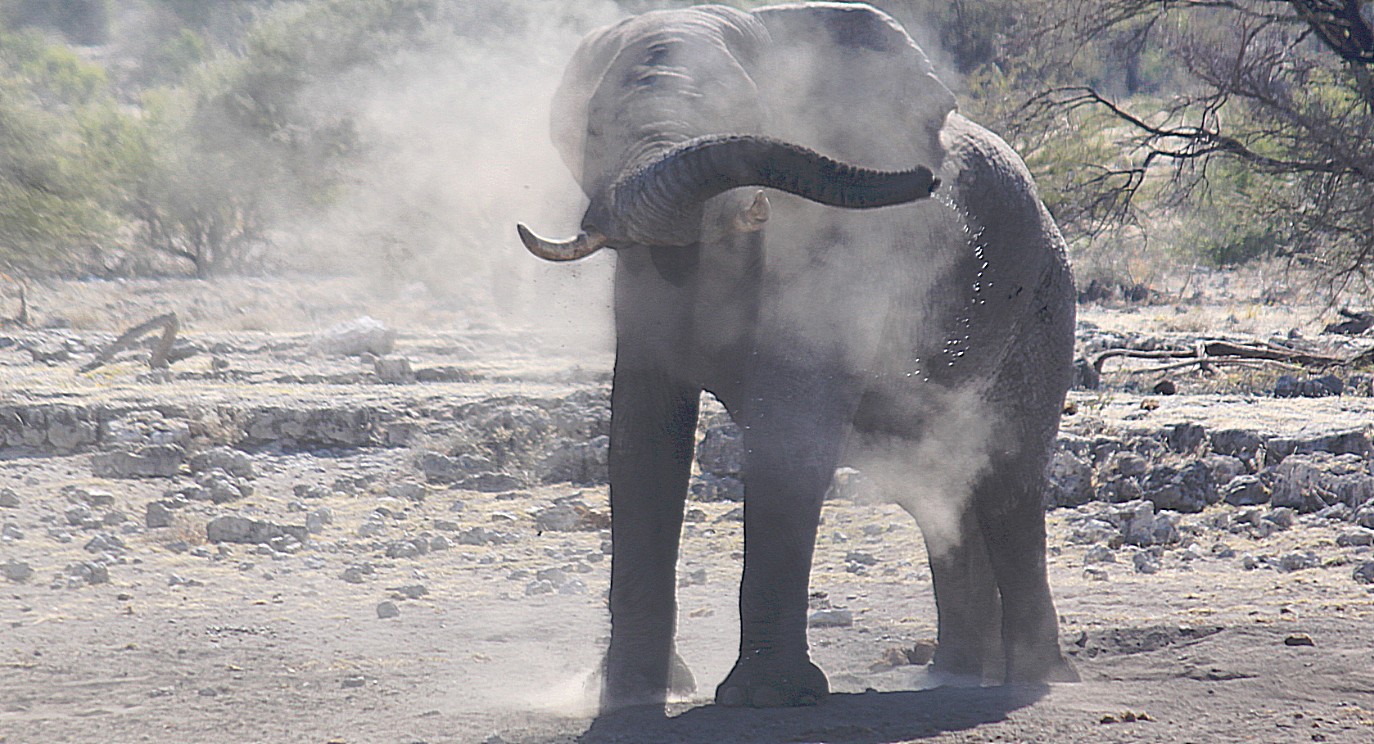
[284,1,625,348]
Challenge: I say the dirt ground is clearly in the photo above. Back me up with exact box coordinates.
[2,275,1373,744]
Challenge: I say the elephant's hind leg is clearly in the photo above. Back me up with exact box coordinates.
[894,496,1003,682]
[973,454,1079,684]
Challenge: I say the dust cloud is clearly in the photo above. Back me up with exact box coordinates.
[283,1,624,349]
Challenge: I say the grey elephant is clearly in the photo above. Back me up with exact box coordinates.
[517,2,1078,711]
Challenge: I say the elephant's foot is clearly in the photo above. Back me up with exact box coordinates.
[599,650,697,712]
[1005,646,1079,685]
[929,641,988,684]
[714,654,829,708]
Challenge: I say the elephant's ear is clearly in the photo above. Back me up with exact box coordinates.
[549,23,627,194]
[750,2,956,170]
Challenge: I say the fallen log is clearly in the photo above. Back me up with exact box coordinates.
[80,312,181,373]
[1093,339,1349,377]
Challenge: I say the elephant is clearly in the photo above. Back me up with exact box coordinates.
[516,2,1079,711]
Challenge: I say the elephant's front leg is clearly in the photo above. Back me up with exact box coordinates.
[716,367,858,708]
[601,368,700,712]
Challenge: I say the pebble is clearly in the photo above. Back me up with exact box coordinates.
[1277,552,1319,573]
[809,608,854,628]
[388,584,428,600]
[1336,529,1374,547]
[376,601,401,619]
[1083,545,1116,564]
[341,675,366,689]
[0,488,20,508]
[1352,562,1374,584]
[1083,567,1110,581]
[2,559,34,583]
[1283,633,1316,647]
[1133,549,1162,574]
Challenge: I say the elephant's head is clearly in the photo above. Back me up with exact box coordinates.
[517,3,956,261]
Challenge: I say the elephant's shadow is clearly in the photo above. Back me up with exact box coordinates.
[573,685,1047,744]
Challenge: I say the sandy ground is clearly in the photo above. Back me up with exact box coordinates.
[1,276,1373,744]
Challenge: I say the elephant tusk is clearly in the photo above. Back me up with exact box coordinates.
[517,224,610,261]
[731,190,770,233]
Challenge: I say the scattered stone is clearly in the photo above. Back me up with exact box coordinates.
[385,539,429,559]
[376,600,401,619]
[1045,450,1094,507]
[1267,431,1372,464]
[84,533,125,554]
[92,444,185,479]
[1264,507,1296,530]
[1083,545,1117,564]
[341,675,366,689]
[293,484,334,500]
[341,567,368,584]
[827,467,878,503]
[696,420,744,476]
[1352,562,1374,584]
[1210,542,1236,558]
[0,488,17,508]
[1356,504,1374,530]
[1083,567,1110,581]
[690,473,745,502]
[306,508,333,534]
[1265,452,1374,512]
[387,482,427,503]
[1099,711,1154,724]
[1133,549,1162,574]
[1277,551,1319,573]
[679,568,707,587]
[456,527,509,546]
[60,561,109,587]
[845,551,879,567]
[1210,429,1264,463]
[533,498,609,533]
[809,608,854,628]
[388,584,428,600]
[1166,423,1205,452]
[525,579,556,596]
[1141,462,1215,513]
[455,472,525,493]
[313,316,396,357]
[3,523,24,541]
[1283,633,1315,647]
[1274,374,1343,399]
[374,356,415,383]
[64,486,115,507]
[187,447,256,479]
[1223,475,1269,506]
[189,470,252,504]
[356,520,386,538]
[206,516,306,546]
[537,436,609,484]
[2,559,33,583]
[1335,529,1374,547]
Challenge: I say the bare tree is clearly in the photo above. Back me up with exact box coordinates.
[1020,0,1373,286]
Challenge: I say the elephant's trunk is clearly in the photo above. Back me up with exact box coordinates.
[518,134,938,258]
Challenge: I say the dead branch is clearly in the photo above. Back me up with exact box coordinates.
[1094,338,1348,376]
[80,313,181,373]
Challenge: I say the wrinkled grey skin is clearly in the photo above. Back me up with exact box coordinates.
[521,2,1078,712]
